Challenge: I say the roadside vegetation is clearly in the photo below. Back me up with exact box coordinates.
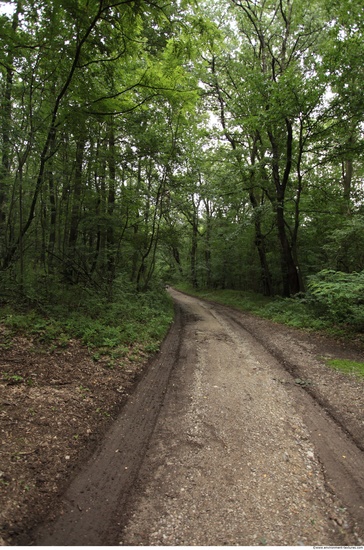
[325,359,364,378]
[176,270,364,335]
[1,279,173,361]
[175,268,364,377]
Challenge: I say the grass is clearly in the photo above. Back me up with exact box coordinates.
[325,359,364,378]
[175,284,271,314]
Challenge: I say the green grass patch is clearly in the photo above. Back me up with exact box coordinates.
[325,359,364,378]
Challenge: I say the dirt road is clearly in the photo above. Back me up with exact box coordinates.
[34,288,364,546]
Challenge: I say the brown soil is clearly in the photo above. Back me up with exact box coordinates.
[1,289,364,546]
[0,328,149,545]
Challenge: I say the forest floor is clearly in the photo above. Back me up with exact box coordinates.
[1,288,364,546]
[0,328,150,545]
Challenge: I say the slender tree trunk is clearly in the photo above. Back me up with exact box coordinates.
[69,135,86,250]
[250,135,273,296]
[276,199,300,296]
[253,214,273,296]
[136,179,164,291]
[172,246,183,276]
[143,227,160,291]
[18,163,24,291]
[203,200,212,288]
[292,117,306,293]
[47,130,57,272]
[90,137,103,275]
[107,123,116,282]
[0,3,20,260]
[190,216,198,289]
[48,169,57,255]
[341,133,354,215]
[96,153,107,274]
[342,159,353,203]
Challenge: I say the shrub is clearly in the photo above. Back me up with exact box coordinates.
[308,270,364,330]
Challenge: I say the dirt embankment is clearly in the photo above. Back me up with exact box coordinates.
[1,289,364,546]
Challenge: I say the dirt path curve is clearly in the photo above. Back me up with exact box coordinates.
[34,289,364,546]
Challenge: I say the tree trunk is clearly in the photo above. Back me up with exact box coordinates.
[204,200,212,288]
[190,217,198,289]
[172,246,183,276]
[341,133,354,215]
[254,216,273,296]
[107,123,116,281]
[0,4,20,260]
[276,199,300,296]
[269,121,301,296]
[249,135,273,296]
[69,135,86,250]
[136,177,164,291]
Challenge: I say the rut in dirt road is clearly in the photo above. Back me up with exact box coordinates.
[121,289,363,546]
[33,289,364,546]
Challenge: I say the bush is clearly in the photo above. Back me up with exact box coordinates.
[262,297,327,330]
[308,270,364,330]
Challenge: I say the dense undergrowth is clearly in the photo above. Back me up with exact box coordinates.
[1,269,363,378]
[0,277,174,361]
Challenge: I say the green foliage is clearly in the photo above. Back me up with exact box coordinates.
[176,284,270,313]
[323,218,364,272]
[261,298,327,331]
[0,280,173,358]
[2,372,25,385]
[308,270,364,330]
[325,359,364,378]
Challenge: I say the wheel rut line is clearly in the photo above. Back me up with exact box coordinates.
[32,301,186,546]
[219,305,363,451]
[122,290,363,546]
[172,290,363,452]
[173,291,364,537]
[212,302,364,453]
[211,304,364,536]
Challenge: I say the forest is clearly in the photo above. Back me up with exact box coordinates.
[0,0,363,342]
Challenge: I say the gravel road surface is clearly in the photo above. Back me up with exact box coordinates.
[34,288,364,546]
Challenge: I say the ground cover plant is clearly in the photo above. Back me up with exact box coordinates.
[1,279,174,360]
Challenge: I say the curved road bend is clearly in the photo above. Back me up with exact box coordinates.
[34,288,364,546]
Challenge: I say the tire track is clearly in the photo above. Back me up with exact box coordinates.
[32,303,184,546]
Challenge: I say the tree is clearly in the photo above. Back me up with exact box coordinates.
[0,0,200,296]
